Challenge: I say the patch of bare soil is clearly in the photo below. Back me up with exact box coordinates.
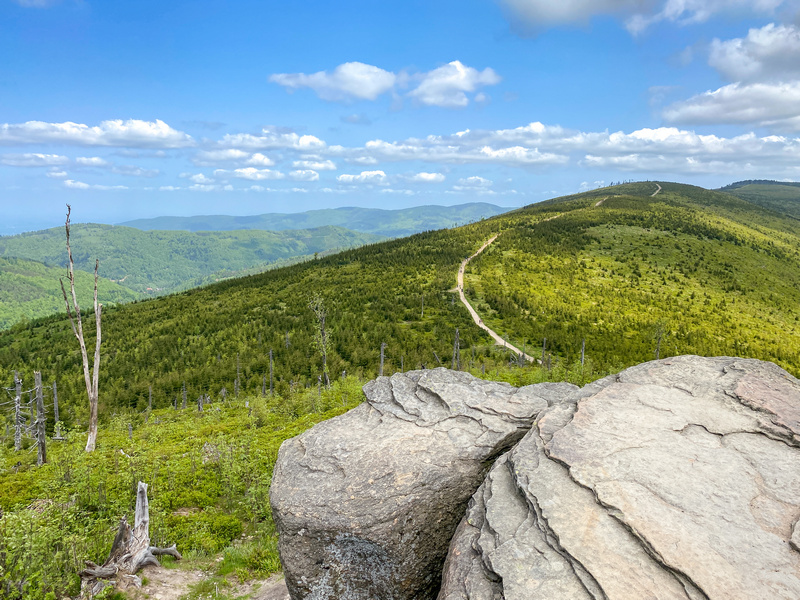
[126,566,290,600]
[127,566,205,600]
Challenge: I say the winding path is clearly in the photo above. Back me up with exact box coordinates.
[652,183,662,196]
[456,235,539,364]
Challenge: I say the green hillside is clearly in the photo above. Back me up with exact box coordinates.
[0,224,383,299]
[718,180,800,219]
[119,202,509,238]
[0,256,139,330]
[1,181,799,434]
[3,180,800,599]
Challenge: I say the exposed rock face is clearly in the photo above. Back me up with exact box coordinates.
[439,356,800,600]
[270,368,577,600]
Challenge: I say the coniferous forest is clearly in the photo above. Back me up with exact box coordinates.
[2,181,800,598]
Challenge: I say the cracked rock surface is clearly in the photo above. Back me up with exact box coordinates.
[270,368,577,600]
[439,356,800,600]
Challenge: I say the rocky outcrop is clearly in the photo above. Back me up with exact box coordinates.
[270,368,577,600]
[439,356,800,599]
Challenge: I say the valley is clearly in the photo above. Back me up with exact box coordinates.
[2,180,800,599]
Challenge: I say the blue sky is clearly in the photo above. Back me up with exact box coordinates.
[2,0,800,234]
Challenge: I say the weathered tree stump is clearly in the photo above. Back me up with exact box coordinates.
[80,481,181,597]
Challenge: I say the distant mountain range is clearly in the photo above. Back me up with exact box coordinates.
[118,203,510,238]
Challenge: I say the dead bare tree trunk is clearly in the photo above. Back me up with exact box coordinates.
[60,205,102,453]
[35,371,46,466]
[80,481,181,596]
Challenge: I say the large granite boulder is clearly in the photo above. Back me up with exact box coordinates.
[270,368,577,600]
[439,356,800,599]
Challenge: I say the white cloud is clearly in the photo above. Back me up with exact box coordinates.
[219,128,325,151]
[407,172,446,183]
[113,165,159,177]
[0,119,194,148]
[626,0,786,34]
[75,156,110,167]
[358,125,569,166]
[218,167,286,181]
[159,186,181,191]
[46,168,68,178]
[709,23,800,83]
[455,176,493,188]
[270,62,397,101]
[192,149,250,166]
[1,153,69,167]
[408,61,501,108]
[246,153,275,166]
[63,179,127,190]
[181,173,215,184]
[337,170,388,184]
[189,183,234,192]
[498,0,788,34]
[289,169,320,181]
[293,159,336,170]
[380,188,415,195]
[663,81,800,131]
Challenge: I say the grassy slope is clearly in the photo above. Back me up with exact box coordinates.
[1,181,799,430]
[3,180,800,598]
[467,182,800,370]
[0,256,140,330]
[719,181,800,220]
[0,224,384,298]
[119,203,509,237]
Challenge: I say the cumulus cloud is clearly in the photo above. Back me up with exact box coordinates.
[337,170,388,184]
[0,119,194,148]
[113,165,159,177]
[498,0,788,34]
[407,172,446,183]
[188,183,234,192]
[289,169,320,181]
[64,179,127,190]
[270,62,397,101]
[46,168,68,178]
[663,81,800,131]
[75,156,110,167]
[356,124,569,166]
[181,173,215,184]
[246,153,275,166]
[293,159,336,170]
[192,148,250,166]
[336,120,800,176]
[709,23,800,82]
[217,167,285,181]
[1,153,69,167]
[271,61,500,108]
[219,128,325,151]
[408,61,501,108]
[455,176,493,188]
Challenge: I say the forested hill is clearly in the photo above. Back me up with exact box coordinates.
[2,181,800,434]
[0,224,383,298]
[0,256,139,330]
[718,180,800,219]
[118,202,509,237]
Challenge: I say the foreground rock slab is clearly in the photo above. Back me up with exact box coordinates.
[270,368,576,600]
[440,356,800,600]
